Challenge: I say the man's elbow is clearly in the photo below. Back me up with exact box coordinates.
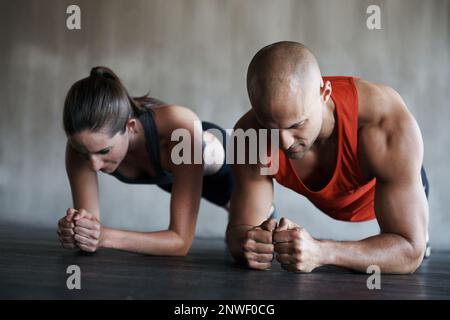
[402,241,426,274]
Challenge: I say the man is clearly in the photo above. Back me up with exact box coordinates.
[227,41,429,274]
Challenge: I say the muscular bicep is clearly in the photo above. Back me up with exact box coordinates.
[360,102,428,248]
[65,141,101,218]
[374,175,428,247]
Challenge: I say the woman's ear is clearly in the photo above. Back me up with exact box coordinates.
[125,118,138,134]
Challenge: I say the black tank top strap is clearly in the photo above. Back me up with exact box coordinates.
[109,109,173,185]
[139,109,164,176]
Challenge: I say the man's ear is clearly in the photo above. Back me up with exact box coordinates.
[320,80,332,103]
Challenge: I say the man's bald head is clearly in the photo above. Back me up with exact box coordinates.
[247,41,323,124]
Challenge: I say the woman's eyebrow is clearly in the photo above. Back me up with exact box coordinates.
[70,141,112,154]
[92,146,113,153]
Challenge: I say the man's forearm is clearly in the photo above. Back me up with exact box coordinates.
[320,233,425,274]
[101,227,190,256]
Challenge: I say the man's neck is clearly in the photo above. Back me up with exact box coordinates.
[315,97,337,145]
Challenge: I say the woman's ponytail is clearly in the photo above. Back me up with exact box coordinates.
[63,66,164,137]
[89,66,120,82]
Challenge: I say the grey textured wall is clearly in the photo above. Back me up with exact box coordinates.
[1,0,449,248]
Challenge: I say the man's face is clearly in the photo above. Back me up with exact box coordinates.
[255,83,324,160]
[69,127,130,173]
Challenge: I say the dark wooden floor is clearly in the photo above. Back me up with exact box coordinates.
[0,223,449,300]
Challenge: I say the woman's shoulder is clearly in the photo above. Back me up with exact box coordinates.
[153,104,201,135]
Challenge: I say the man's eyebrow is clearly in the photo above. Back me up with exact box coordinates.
[286,117,307,129]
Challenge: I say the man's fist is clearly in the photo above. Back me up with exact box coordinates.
[273,217,322,273]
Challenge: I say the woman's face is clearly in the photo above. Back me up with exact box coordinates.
[69,128,130,173]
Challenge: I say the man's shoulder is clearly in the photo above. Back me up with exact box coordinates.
[234,109,263,130]
[354,78,418,139]
[354,79,405,127]
[354,79,423,180]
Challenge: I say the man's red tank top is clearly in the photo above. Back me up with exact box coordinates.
[272,76,376,222]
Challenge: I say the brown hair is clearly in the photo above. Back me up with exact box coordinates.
[63,66,165,137]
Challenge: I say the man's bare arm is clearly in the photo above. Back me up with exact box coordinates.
[227,111,275,265]
[319,84,428,273]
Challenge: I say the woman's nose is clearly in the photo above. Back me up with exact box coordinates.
[89,155,104,172]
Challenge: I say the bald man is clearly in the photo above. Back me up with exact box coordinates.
[226,41,429,274]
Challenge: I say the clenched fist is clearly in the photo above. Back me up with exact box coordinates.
[273,217,323,273]
[57,208,103,253]
[242,219,277,270]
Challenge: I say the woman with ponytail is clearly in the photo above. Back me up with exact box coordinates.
[57,66,239,256]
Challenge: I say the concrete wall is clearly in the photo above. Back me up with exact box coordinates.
[1,0,449,248]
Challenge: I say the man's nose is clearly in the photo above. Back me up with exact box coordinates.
[280,130,294,150]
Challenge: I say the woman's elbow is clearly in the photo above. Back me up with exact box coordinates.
[168,235,192,257]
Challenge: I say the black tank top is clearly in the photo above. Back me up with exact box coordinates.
[109,110,173,185]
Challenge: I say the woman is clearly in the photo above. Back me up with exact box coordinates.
[57,66,234,256]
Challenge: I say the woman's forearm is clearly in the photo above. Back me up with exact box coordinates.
[226,224,254,263]
[100,227,190,256]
